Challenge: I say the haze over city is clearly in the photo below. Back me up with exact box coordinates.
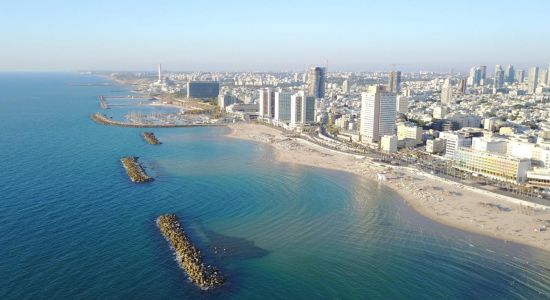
[1,0,550,72]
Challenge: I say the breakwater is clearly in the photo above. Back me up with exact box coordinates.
[120,156,153,183]
[98,96,109,109]
[142,132,161,145]
[156,214,224,290]
[91,113,225,128]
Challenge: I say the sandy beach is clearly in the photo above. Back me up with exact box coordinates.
[227,122,550,252]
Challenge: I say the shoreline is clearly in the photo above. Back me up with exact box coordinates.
[226,122,550,253]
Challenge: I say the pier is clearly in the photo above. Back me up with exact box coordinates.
[120,156,153,183]
[142,132,161,145]
[156,214,224,290]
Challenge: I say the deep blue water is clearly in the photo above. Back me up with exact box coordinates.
[1,73,550,299]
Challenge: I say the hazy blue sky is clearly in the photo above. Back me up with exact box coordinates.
[1,0,549,72]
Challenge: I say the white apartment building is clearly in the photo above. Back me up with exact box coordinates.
[381,135,398,153]
[471,137,507,154]
[439,131,473,159]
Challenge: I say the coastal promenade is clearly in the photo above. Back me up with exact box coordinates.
[91,113,225,128]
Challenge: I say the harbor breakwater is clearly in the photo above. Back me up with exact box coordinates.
[91,113,225,128]
[142,132,161,145]
[120,156,153,183]
[156,214,224,290]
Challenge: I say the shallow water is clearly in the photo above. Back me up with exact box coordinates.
[0,73,549,299]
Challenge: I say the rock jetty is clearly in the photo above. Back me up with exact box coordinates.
[120,156,153,183]
[156,214,224,290]
[142,132,161,145]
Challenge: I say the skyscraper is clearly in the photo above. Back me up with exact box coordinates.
[388,71,402,94]
[494,65,505,89]
[441,79,454,105]
[479,65,487,85]
[528,67,539,94]
[539,69,549,86]
[516,70,525,83]
[158,64,162,83]
[307,67,326,98]
[342,80,349,93]
[468,66,483,86]
[259,88,274,118]
[360,85,397,143]
[274,92,292,123]
[505,65,515,83]
[457,78,467,94]
[290,91,316,126]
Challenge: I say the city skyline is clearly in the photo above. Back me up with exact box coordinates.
[1,0,550,72]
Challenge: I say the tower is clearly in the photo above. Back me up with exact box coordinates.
[158,64,162,83]
[388,71,402,94]
[307,67,326,98]
[494,65,505,89]
[528,67,539,94]
[441,79,454,105]
[361,85,397,143]
[505,65,515,83]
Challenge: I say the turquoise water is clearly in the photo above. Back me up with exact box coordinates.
[1,73,550,299]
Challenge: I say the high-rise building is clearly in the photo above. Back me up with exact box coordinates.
[187,81,220,99]
[494,65,505,89]
[433,105,447,119]
[274,92,292,122]
[157,64,162,83]
[290,91,315,125]
[516,69,525,83]
[441,79,454,105]
[360,85,397,143]
[307,67,326,98]
[528,67,539,94]
[479,65,487,85]
[218,92,237,109]
[468,66,483,86]
[396,95,409,114]
[258,88,274,118]
[505,65,515,83]
[342,80,349,93]
[539,69,549,86]
[457,78,467,94]
[388,71,402,94]
[548,63,550,86]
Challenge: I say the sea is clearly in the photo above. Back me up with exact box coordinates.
[1,73,549,299]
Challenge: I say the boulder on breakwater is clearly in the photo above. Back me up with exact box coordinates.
[120,156,153,183]
[156,214,224,290]
[142,132,161,145]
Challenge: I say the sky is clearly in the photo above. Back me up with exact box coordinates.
[1,0,549,72]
